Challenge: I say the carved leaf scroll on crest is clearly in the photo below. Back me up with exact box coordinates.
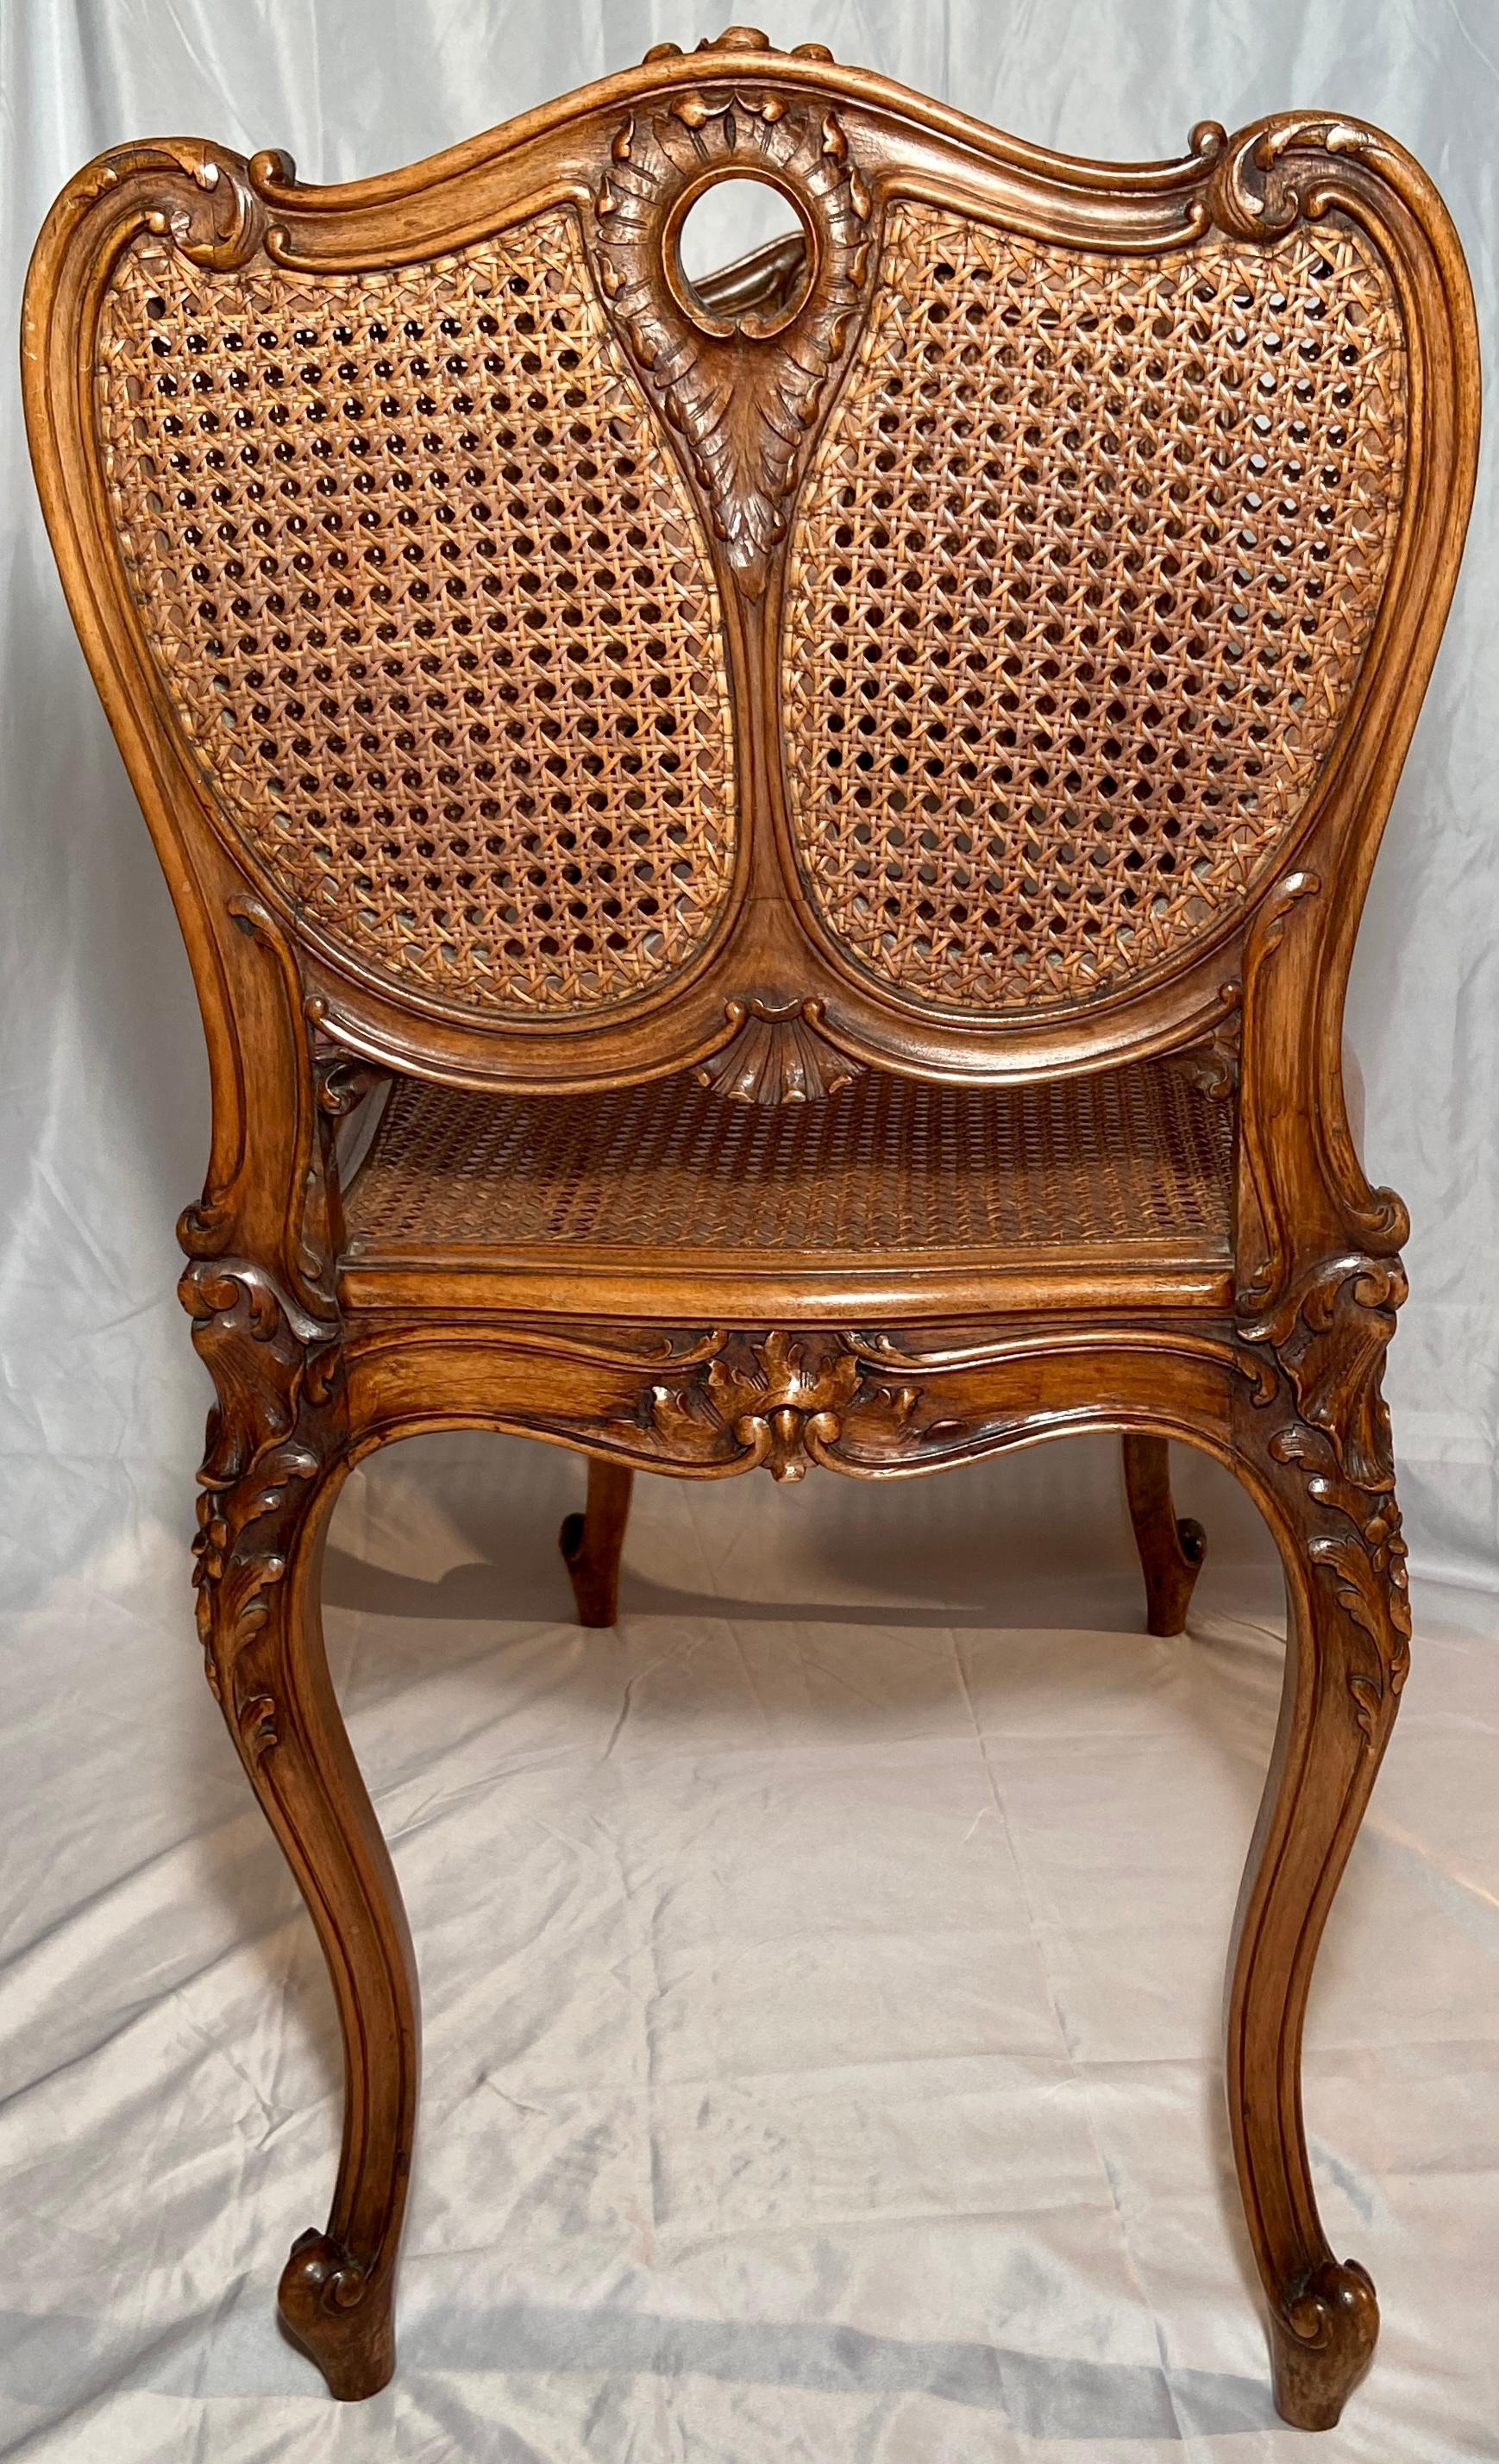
[594,77,871,594]
[1200,114,1387,241]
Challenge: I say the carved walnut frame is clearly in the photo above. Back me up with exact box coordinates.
[22,28,1477,2430]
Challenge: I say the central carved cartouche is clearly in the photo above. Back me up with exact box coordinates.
[594,76,870,593]
[608,1328,925,1480]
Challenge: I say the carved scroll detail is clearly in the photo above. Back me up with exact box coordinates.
[122,141,285,270]
[693,998,863,1105]
[284,2227,369,2310]
[279,2226,373,2352]
[1165,990,1242,1100]
[594,85,870,593]
[1204,115,1383,240]
[1271,2257,1379,2415]
[315,1051,387,1119]
[1239,1253,1411,1745]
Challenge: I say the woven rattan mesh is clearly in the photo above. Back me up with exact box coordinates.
[783,208,1406,1012]
[345,1060,1233,1253]
[96,210,737,1016]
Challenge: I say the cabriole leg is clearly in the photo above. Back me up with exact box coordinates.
[1122,1432,1206,1636]
[184,1253,420,2402]
[198,1445,418,2398]
[559,1456,634,1627]
[1228,1270,1411,2430]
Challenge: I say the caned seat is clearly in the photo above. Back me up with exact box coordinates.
[25,23,1476,2430]
[342,1061,1235,1311]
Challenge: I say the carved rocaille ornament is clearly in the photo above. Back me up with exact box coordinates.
[609,1327,931,1480]
[1239,1252,1412,1743]
[594,69,870,593]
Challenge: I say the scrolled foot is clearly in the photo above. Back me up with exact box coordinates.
[279,2227,394,2400]
[1269,2260,1378,2431]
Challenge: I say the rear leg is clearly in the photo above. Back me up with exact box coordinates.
[1122,1433,1207,1636]
[559,1458,633,1627]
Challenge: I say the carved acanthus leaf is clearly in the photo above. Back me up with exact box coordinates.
[179,1257,343,1743]
[693,999,863,1105]
[1242,1252,1407,1492]
[1239,1252,1411,1746]
[594,87,870,593]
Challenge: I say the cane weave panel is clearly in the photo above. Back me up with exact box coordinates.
[344,1060,1232,1253]
[95,211,737,1016]
[783,206,1406,1012]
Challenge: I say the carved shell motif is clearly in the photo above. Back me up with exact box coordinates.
[693,999,863,1105]
[594,64,871,594]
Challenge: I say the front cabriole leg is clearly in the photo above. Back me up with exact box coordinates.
[1228,1252,1410,2430]
[181,1255,418,2399]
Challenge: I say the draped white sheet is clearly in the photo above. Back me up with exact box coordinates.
[2,3,1496,2459]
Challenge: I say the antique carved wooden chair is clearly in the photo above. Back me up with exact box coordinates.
[24,28,1477,2428]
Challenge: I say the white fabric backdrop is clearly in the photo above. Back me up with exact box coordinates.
[2,3,1496,2460]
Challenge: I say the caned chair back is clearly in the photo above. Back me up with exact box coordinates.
[27,34,1472,1101]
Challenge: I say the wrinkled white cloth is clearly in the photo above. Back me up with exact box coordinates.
[3,2,1497,2458]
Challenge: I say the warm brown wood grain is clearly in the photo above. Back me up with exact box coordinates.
[22,22,1478,2425]
[560,1457,634,1626]
[1123,1433,1207,1638]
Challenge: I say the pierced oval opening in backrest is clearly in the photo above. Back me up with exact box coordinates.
[93,206,739,1020]
[782,202,1408,1015]
[674,174,810,327]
